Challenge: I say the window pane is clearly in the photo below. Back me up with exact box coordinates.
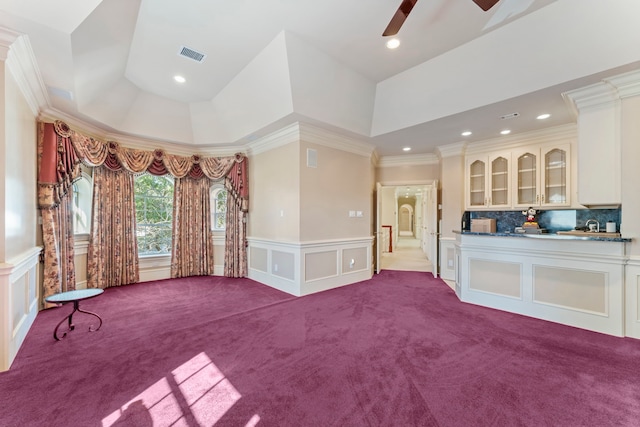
[135,175,174,255]
[211,187,227,230]
[73,175,93,234]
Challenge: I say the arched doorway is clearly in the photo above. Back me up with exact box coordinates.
[398,204,414,237]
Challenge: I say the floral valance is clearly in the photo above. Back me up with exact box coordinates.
[38,120,248,211]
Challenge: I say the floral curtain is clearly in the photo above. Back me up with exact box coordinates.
[37,120,250,302]
[87,166,139,288]
[171,177,214,278]
[37,122,81,303]
[40,194,76,303]
[224,160,248,277]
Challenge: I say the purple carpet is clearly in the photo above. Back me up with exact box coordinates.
[2,271,640,426]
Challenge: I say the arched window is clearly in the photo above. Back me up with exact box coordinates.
[211,184,227,231]
[72,172,93,235]
[134,174,174,255]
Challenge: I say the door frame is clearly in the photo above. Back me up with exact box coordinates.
[375,180,438,274]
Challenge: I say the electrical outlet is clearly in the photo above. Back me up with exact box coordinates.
[274,264,278,272]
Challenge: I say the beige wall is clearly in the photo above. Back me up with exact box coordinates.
[300,141,373,241]
[2,66,37,261]
[376,163,439,184]
[440,153,465,239]
[621,95,640,257]
[248,142,301,241]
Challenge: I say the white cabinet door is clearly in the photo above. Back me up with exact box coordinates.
[513,147,540,209]
[512,143,571,209]
[488,153,510,208]
[466,152,511,210]
[540,144,571,208]
[466,155,488,209]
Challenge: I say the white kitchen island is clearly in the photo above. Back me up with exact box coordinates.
[454,231,630,336]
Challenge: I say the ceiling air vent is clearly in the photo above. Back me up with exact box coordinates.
[500,112,520,120]
[178,46,206,63]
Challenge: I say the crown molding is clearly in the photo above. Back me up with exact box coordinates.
[39,108,247,158]
[377,153,439,168]
[563,81,619,112]
[436,141,467,158]
[246,121,376,159]
[0,27,21,60]
[299,122,375,158]
[464,123,577,155]
[246,122,301,156]
[606,69,640,99]
[4,33,48,116]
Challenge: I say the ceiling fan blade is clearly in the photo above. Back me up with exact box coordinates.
[472,0,500,11]
[382,0,418,37]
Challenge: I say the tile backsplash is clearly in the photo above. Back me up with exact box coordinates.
[467,208,621,233]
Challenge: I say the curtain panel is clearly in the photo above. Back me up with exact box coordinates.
[37,121,249,301]
[171,177,214,278]
[87,167,139,288]
[37,122,82,303]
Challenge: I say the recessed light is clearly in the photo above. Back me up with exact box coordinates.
[537,113,551,120]
[461,131,472,136]
[386,38,400,49]
[500,129,511,135]
[174,75,186,83]
[403,147,411,152]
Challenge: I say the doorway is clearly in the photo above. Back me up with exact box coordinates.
[376,182,439,276]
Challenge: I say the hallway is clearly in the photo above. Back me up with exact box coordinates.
[380,236,432,273]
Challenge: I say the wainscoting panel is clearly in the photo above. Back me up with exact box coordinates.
[439,237,456,281]
[341,247,368,275]
[213,235,225,276]
[273,251,296,281]
[138,255,172,283]
[250,246,268,273]
[457,233,626,337]
[625,260,640,339]
[0,246,41,372]
[305,251,338,282]
[533,265,607,315]
[248,237,373,296]
[74,239,89,289]
[469,258,522,298]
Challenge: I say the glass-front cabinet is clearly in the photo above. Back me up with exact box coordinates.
[490,155,509,206]
[512,144,570,208]
[466,153,510,209]
[468,158,486,208]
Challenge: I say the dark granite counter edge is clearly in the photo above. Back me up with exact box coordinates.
[453,230,631,242]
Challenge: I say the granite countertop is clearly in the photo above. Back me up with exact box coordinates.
[454,230,631,242]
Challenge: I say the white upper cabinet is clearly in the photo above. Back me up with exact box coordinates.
[464,127,575,211]
[465,152,511,210]
[467,156,487,209]
[512,143,571,209]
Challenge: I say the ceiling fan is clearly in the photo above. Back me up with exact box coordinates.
[382,0,501,36]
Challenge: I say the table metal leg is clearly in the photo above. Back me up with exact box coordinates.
[52,300,103,341]
[77,306,103,332]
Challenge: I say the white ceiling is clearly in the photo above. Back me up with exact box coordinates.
[1,0,639,156]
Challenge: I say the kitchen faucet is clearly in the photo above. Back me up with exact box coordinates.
[585,219,600,232]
